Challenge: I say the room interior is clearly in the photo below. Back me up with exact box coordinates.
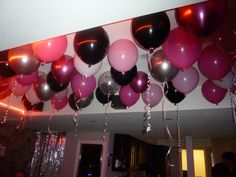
[0,0,235,177]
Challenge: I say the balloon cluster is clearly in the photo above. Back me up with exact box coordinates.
[0,0,235,115]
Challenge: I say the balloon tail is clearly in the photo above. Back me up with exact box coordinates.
[47,109,56,133]
[143,73,151,134]
[162,84,174,167]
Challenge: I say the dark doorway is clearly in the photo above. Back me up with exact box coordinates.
[77,144,102,177]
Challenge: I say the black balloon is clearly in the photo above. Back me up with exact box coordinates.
[22,95,44,112]
[47,71,69,93]
[0,50,16,78]
[131,12,170,50]
[96,87,114,105]
[73,27,109,65]
[164,82,185,105]
[110,65,137,86]
[69,92,94,111]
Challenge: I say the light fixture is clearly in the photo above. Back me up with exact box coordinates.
[0,102,25,114]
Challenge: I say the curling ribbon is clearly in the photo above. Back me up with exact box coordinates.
[229,92,236,133]
[143,73,151,134]
[162,82,174,167]
[16,114,26,130]
[102,95,110,144]
[47,109,56,133]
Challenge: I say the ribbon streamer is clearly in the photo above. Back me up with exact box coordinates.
[1,93,13,124]
[142,73,151,134]
[16,114,26,130]
[162,82,174,167]
[102,96,110,144]
[229,92,236,134]
[71,110,80,136]
[176,105,181,152]
[47,109,56,133]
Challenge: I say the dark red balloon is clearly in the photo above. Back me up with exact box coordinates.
[130,71,148,93]
[175,0,227,37]
[74,27,109,65]
[131,12,170,50]
[51,55,75,84]
[0,50,16,78]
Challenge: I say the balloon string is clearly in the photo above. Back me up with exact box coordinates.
[71,110,80,136]
[162,83,174,167]
[143,73,151,134]
[102,96,110,144]
[229,92,236,135]
[176,105,181,152]
[16,114,26,130]
[1,93,13,124]
[47,109,56,133]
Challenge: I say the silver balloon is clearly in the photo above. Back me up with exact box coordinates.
[34,73,55,101]
[149,50,179,83]
[98,71,120,95]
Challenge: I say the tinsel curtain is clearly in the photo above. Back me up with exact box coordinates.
[30,132,66,177]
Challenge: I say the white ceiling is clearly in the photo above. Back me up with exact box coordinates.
[1,0,235,140]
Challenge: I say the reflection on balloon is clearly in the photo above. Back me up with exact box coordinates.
[164,82,185,105]
[149,50,179,83]
[198,45,232,80]
[69,92,94,111]
[111,66,137,86]
[130,71,148,93]
[74,54,103,77]
[98,71,120,96]
[96,87,114,105]
[74,27,109,65]
[108,39,138,72]
[201,80,227,105]
[175,0,227,37]
[172,66,199,94]
[8,45,40,75]
[119,85,140,107]
[71,73,96,98]
[162,27,202,69]
[131,11,170,50]
[142,83,163,107]
[51,55,75,84]
[32,36,68,63]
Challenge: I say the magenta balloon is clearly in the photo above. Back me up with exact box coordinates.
[9,78,31,96]
[55,88,68,100]
[119,85,140,107]
[162,27,202,69]
[198,45,232,80]
[71,73,96,98]
[51,55,75,84]
[130,71,148,93]
[51,95,68,110]
[172,66,199,94]
[32,36,67,63]
[142,83,163,107]
[201,79,227,105]
[108,39,138,72]
[16,71,38,86]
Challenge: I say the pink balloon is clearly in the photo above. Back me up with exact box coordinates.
[51,96,68,110]
[119,85,140,107]
[172,66,199,94]
[162,27,202,69]
[198,45,232,80]
[16,71,38,86]
[55,88,68,100]
[201,79,227,105]
[108,39,138,72]
[74,55,103,77]
[9,78,31,96]
[32,36,67,63]
[26,86,41,104]
[51,55,75,84]
[71,73,96,98]
[142,83,163,107]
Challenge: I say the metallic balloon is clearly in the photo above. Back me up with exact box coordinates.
[96,87,114,105]
[8,45,41,75]
[149,50,179,83]
[130,71,148,93]
[47,71,69,93]
[34,73,55,101]
[69,92,94,111]
[98,71,120,95]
